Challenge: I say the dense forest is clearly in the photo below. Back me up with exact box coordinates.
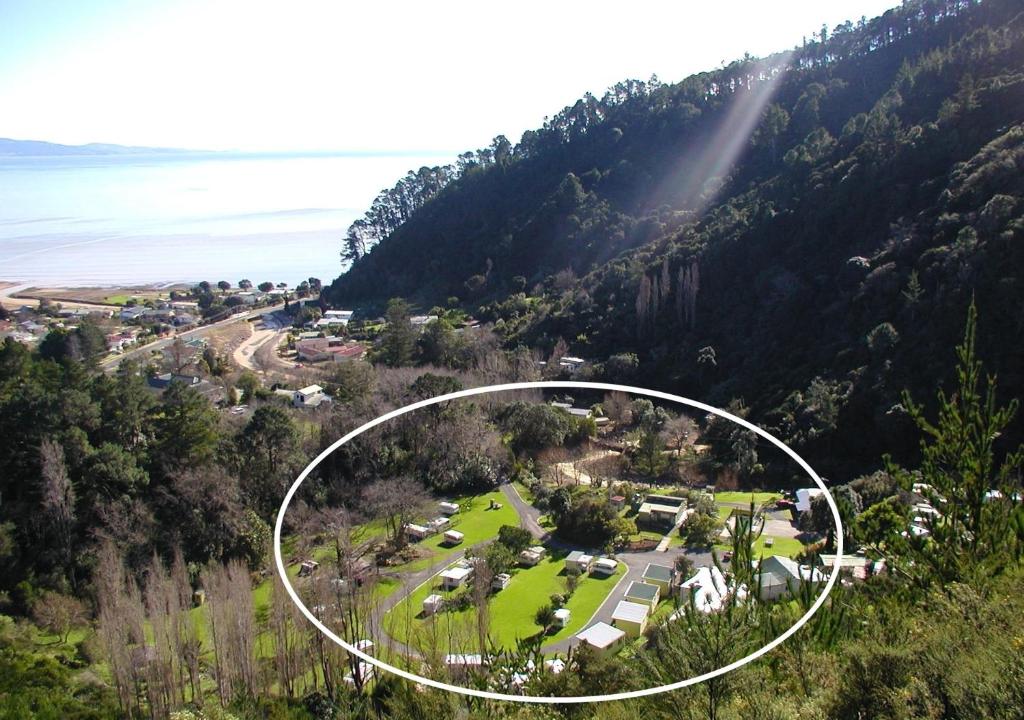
[328,0,1024,483]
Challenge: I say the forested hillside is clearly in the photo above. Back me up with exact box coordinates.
[328,0,1024,482]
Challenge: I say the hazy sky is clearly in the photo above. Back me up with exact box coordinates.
[0,0,899,153]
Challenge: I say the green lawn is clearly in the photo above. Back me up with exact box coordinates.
[512,480,534,504]
[385,553,625,652]
[714,534,806,559]
[714,491,781,505]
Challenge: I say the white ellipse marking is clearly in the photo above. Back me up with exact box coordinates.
[274,381,844,703]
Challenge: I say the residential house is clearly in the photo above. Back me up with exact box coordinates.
[637,495,687,528]
[295,336,365,363]
[293,384,330,408]
[558,356,586,372]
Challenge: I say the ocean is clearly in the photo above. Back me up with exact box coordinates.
[0,151,453,287]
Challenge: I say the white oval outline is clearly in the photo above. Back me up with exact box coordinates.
[274,381,844,703]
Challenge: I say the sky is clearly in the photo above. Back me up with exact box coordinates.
[0,0,900,154]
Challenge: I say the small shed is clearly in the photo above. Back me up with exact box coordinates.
[641,563,674,592]
[565,551,594,573]
[443,530,465,546]
[423,594,444,615]
[611,600,649,637]
[624,581,661,610]
[592,557,618,575]
[427,517,450,532]
[575,622,625,655]
[553,607,571,628]
[298,560,320,577]
[439,501,461,516]
[519,548,543,567]
[441,564,474,589]
[609,495,626,510]
[491,573,511,591]
[405,523,429,541]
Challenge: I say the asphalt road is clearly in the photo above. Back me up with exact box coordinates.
[101,303,285,373]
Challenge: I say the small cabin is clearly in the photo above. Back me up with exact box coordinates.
[405,523,430,541]
[298,560,320,577]
[565,551,594,573]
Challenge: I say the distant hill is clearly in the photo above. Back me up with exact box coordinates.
[0,138,192,157]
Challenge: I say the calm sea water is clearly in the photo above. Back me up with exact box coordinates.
[0,151,452,287]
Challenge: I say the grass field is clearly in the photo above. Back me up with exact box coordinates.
[385,552,625,652]
[714,491,782,505]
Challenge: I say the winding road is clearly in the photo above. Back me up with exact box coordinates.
[364,482,712,659]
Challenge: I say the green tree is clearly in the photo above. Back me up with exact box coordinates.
[497,524,533,553]
[153,381,220,474]
[377,298,417,367]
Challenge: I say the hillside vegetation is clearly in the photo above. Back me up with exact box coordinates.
[329,0,1024,481]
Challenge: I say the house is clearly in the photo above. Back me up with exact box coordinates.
[438,501,460,515]
[444,654,484,677]
[298,560,319,577]
[491,573,511,591]
[148,373,201,389]
[818,554,882,581]
[575,622,625,655]
[423,594,444,615]
[410,315,438,327]
[404,523,430,541]
[323,309,354,323]
[755,555,825,601]
[293,384,330,408]
[611,600,649,637]
[637,495,687,527]
[235,292,259,305]
[592,557,618,575]
[624,581,661,610]
[442,530,464,546]
[641,563,674,593]
[609,495,626,511]
[120,306,148,322]
[558,356,585,372]
[553,607,571,628]
[295,337,365,363]
[519,547,544,567]
[565,551,594,573]
[795,488,826,513]
[440,562,474,590]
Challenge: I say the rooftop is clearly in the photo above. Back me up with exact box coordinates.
[625,581,660,602]
[643,563,674,582]
[576,621,624,649]
[612,600,649,625]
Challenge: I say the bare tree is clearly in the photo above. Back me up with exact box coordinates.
[363,476,433,550]
[203,560,257,705]
[665,413,698,457]
[603,391,633,425]
[39,438,76,584]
